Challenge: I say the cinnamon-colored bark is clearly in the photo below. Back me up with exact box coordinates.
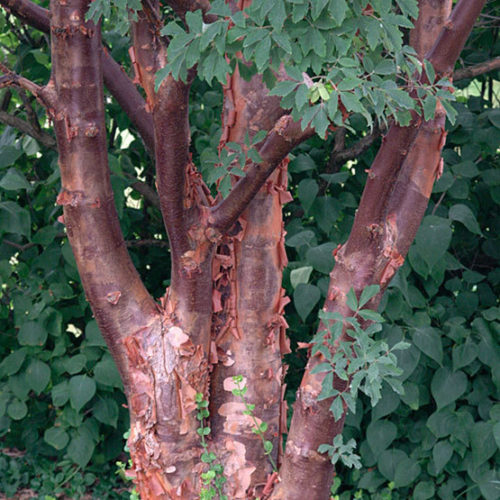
[47,0,158,391]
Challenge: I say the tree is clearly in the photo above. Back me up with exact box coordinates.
[0,0,497,498]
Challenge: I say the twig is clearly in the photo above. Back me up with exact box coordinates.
[453,56,500,80]
[0,110,56,148]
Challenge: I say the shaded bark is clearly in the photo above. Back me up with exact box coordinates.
[209,66,294,497]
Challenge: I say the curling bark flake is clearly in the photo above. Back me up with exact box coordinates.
[1,0,486,498]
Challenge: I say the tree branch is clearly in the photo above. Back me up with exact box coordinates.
[209,115,314,232]
[0,110,56,149]
[454,56,500,80]
[427,0,488,77]
[164,0,216,22]
[0,0,155,153]
[273,1,486,497]
[48,0,158,389]
[410,0,452,59]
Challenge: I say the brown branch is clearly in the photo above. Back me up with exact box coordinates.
[164,0,216,22]
[273,1,487,497]
[48,0,158,389]
[0,0,155,153]
[0,111,56,149]
[153,75,192,260]
[411,0,452,59]
[454,56,500,80]
[209,115,314,232]
[128,178,161,209]
[427,0,488,77]
[125,239,169,248]
[328,123,387,171]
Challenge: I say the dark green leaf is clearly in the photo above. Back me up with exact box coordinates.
[430,367,467,409]
[412,327,442,365]
[294,284,321,321]
[69,375,96,412]
[18,321,48,347]
[25,359,50,394]
[449,204,482,235]
[367,420,397,457]
[44,426,69,450]
[67,430,95,467]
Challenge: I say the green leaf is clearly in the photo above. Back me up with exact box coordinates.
[0,145,23,168]
[52,381,70,407]
[394,456,421,487]
[69,375,96,412]
[0,168,31,190]
[269,80,298,97]
[290,266,313,289]
[93,355,122,388]
[430,367,467,409]
[84,320,107,347]
[346,288,358,311]
[329,0,348,26]
[305,243,336,274]
[93,397,119,428]
[359,285,380,308]
[25,359,50,394]
[377,449,407,481]
[0,201,31,237]
[44,426,69,450]
[449,204,482,235]
[268,0,286,30]
[254,34,271,71]
[0,349,26,377]
[432,440,453,474]
[413,481,435,500]
[452,339,478,371]
[67,430,95,467]
[423,94,437,121]
[63,354,87,375]
[470,422,497,468]
[357,310,384,322]
[412,326,442,365]
[7,398,28,420]
[298,178,319,214]
[414,216,452,271]
[294,284,321,321]
[367,420,397,457]
[330,395,344,421]
[18,321,48,347]
[424,59,436,83]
